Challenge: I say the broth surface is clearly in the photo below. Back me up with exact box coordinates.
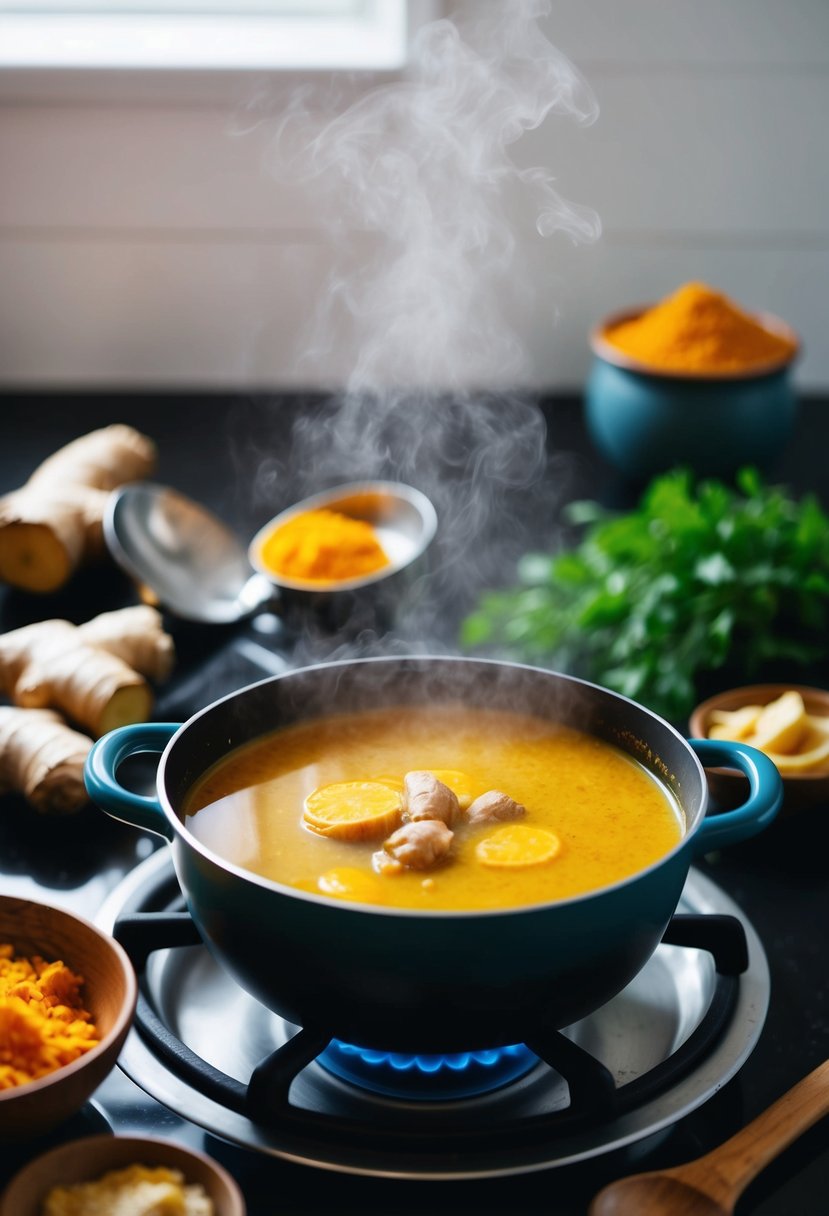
[183,704,685,910]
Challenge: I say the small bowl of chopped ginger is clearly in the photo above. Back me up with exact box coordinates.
[690,684,829,813]
[0,896,137,1141]
[0,1134,246,1216]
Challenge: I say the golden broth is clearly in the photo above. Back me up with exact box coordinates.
[183,704,685,911]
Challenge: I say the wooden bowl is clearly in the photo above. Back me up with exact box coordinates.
[0,1134,246,1216]
[689,684,829,813]
[0,896,137,1140]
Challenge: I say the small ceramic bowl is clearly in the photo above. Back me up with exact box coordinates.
[0,1134,246,1216]
[586,306,800,482]
[690,684,829,812]
[0,896,137,1140]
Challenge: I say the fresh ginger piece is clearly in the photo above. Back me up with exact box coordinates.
[0,706,91,814]
[0,607,173,738]
[77,605,174,683]
[0,425,156,592]
[707,705,763,742]
[476,824,561,869]
[765,736,829,773]
[96,683,154,737]
[748,691,810,755]
[0,618,150,738]
[303,781,403,841]
[0,507,85,593]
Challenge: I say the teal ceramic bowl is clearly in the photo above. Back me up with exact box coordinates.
[586,307,800,482]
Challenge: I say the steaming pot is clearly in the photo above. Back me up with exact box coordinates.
[85,657,781,1053]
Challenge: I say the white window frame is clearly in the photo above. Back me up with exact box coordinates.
[0,0,442,102]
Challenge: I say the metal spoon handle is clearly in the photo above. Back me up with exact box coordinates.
[676,1058,829,1204]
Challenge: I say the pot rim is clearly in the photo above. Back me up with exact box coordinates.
[155,655,707,919]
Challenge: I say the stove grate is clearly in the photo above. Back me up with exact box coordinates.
[112,886,748,1153]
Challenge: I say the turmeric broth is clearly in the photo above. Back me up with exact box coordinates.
[184,705,685,911]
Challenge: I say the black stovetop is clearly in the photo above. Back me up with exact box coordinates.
[0,392,827,1214]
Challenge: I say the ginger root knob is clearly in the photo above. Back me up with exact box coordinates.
[0,424,156,592]
[0,707,91,815]
[0,606,174,738]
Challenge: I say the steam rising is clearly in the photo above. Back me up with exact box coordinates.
[262,0,600,652]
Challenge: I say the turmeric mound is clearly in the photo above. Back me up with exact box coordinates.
[0,944,99,1088]
[259,507,390,584]
[603,282,797,375]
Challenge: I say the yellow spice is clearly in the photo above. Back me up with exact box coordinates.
[604,281,797,374]
[259,507,390,584]
[0,944,98,1089]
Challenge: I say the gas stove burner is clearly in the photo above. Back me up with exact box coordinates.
[317,1040,539,1099]
[97,852,770,1180]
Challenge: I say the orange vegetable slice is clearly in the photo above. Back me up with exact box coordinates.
[475,824,561,868]
[316,867,388,904]
[303,781,402,841]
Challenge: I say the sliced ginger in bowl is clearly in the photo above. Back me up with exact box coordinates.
[707,690,829,774]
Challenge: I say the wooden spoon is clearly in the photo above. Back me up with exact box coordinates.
[589,1059,829,1216]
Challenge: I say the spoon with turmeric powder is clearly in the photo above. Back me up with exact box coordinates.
[106,480,437,625]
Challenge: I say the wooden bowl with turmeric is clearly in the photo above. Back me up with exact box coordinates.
[0,895,137,1140]
[586,283,800,481]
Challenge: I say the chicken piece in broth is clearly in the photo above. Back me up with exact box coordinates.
[375,819,454,874]
[402,771,460,826]
[465,789,526,826]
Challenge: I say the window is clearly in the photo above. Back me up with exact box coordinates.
[0,0,413,71]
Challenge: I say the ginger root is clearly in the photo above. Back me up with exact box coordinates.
[0,425,156,592]
[0,707,92,815]
[0,606,174,738]
[76,605,175,684]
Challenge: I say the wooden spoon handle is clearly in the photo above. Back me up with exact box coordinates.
[682,1059,829,1202]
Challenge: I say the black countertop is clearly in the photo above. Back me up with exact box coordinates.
[0,391,827,1214]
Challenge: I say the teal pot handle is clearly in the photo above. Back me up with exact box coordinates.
[690,738,783,853]
[84,723,181,840]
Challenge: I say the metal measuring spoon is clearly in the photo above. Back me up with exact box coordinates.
[104,480,438,627]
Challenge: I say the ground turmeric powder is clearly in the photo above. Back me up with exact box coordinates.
[603,282,798,375]
[258,507,390,584]
[0,944,99,1088]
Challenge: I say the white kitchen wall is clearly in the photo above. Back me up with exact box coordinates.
[0,0,827,390]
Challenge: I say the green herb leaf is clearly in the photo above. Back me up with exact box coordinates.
[460,467,829,722]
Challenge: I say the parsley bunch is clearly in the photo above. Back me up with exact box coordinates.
[461,468,829,723]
